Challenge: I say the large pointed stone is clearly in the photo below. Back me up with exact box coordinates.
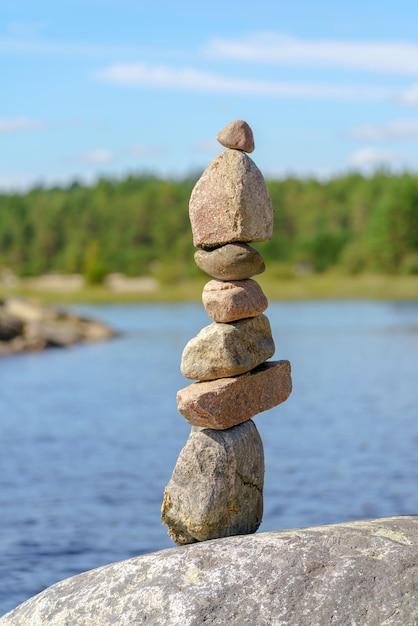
[161,421,264,545]
[180,314,275,381]
[194,242,265,280]
[177,361,292,429]
[216,119,255,153]
[202,278,268,322]
[189,150,273,247]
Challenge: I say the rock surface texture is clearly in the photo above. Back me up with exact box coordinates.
[3,516,418,626]
[163,120,292,545]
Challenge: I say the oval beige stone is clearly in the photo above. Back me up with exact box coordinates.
[189,150,273,247]
[194,243,265,280]
[177,360,292,429]
[202,279,268,322]
[216,119,255,153]
[180,314,275,381]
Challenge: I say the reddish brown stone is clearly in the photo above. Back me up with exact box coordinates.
[202,279,268,323]
[216,120,255,153]
[177,360,292,429]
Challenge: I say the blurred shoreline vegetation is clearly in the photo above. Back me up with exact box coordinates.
[0,171,418,302]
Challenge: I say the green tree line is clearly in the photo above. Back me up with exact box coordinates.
[1,171,418,283]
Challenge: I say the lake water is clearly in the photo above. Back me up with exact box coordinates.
[1,300,418,615]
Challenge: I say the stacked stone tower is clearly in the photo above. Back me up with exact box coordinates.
[161,120,292,545]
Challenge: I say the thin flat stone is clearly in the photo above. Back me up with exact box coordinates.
[216,120,255,153]
[180,314,275,381]
[177,360,292,429]
[202,279,268,323]
[194,243,265,280]
[189,150,273,247]
[161,421,264,544]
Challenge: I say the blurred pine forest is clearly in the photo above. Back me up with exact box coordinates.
[1,171,418,284]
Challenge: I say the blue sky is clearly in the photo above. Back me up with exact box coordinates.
[3,0,418,189]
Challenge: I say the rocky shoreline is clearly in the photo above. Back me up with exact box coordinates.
[0,298,117,355]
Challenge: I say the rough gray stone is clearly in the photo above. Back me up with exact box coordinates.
[180,314,275,380]
[194,243,265,280]
[202,278,268,322]
[216,119,255,153]
[189,150,273,247]
[177,360,292,429]
[161,421,264,544]
[3,516,418,626]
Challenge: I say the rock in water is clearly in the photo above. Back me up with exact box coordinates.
[0,298,117,354]
[177,361,292,429]
[189,150,273,247]
[216,119,255,152]
[161,421,264,544]
[202,278,268,323]
[180,314,275,380]
[194,243,265,280]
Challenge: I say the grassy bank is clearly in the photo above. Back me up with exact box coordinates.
[1,273,417,305]
[258,273,418,301]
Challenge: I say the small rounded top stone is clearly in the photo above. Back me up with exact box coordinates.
[216,120,255,153]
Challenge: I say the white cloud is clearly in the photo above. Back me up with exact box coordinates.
[78,149,113,164]
[349,147,409,170]
[352,119,418,140]
[397,83,418,105]
[95,62,390,99]
[0,171,101,192]
[0,173,32,191]
[0,117,44,134]
[0,36,147,58]
[205,32,418,76]
[130,144,167,158]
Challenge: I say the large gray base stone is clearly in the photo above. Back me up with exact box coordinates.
[161,421,264,544]
[2,516,418,625]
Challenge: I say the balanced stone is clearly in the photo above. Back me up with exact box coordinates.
[161,421,264,544]
[189,150,273,247]
[194,243,265,280]
[202,279,268,323]
[180,314,275,381]
[216,119,255,153]
[177,361,292,429]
